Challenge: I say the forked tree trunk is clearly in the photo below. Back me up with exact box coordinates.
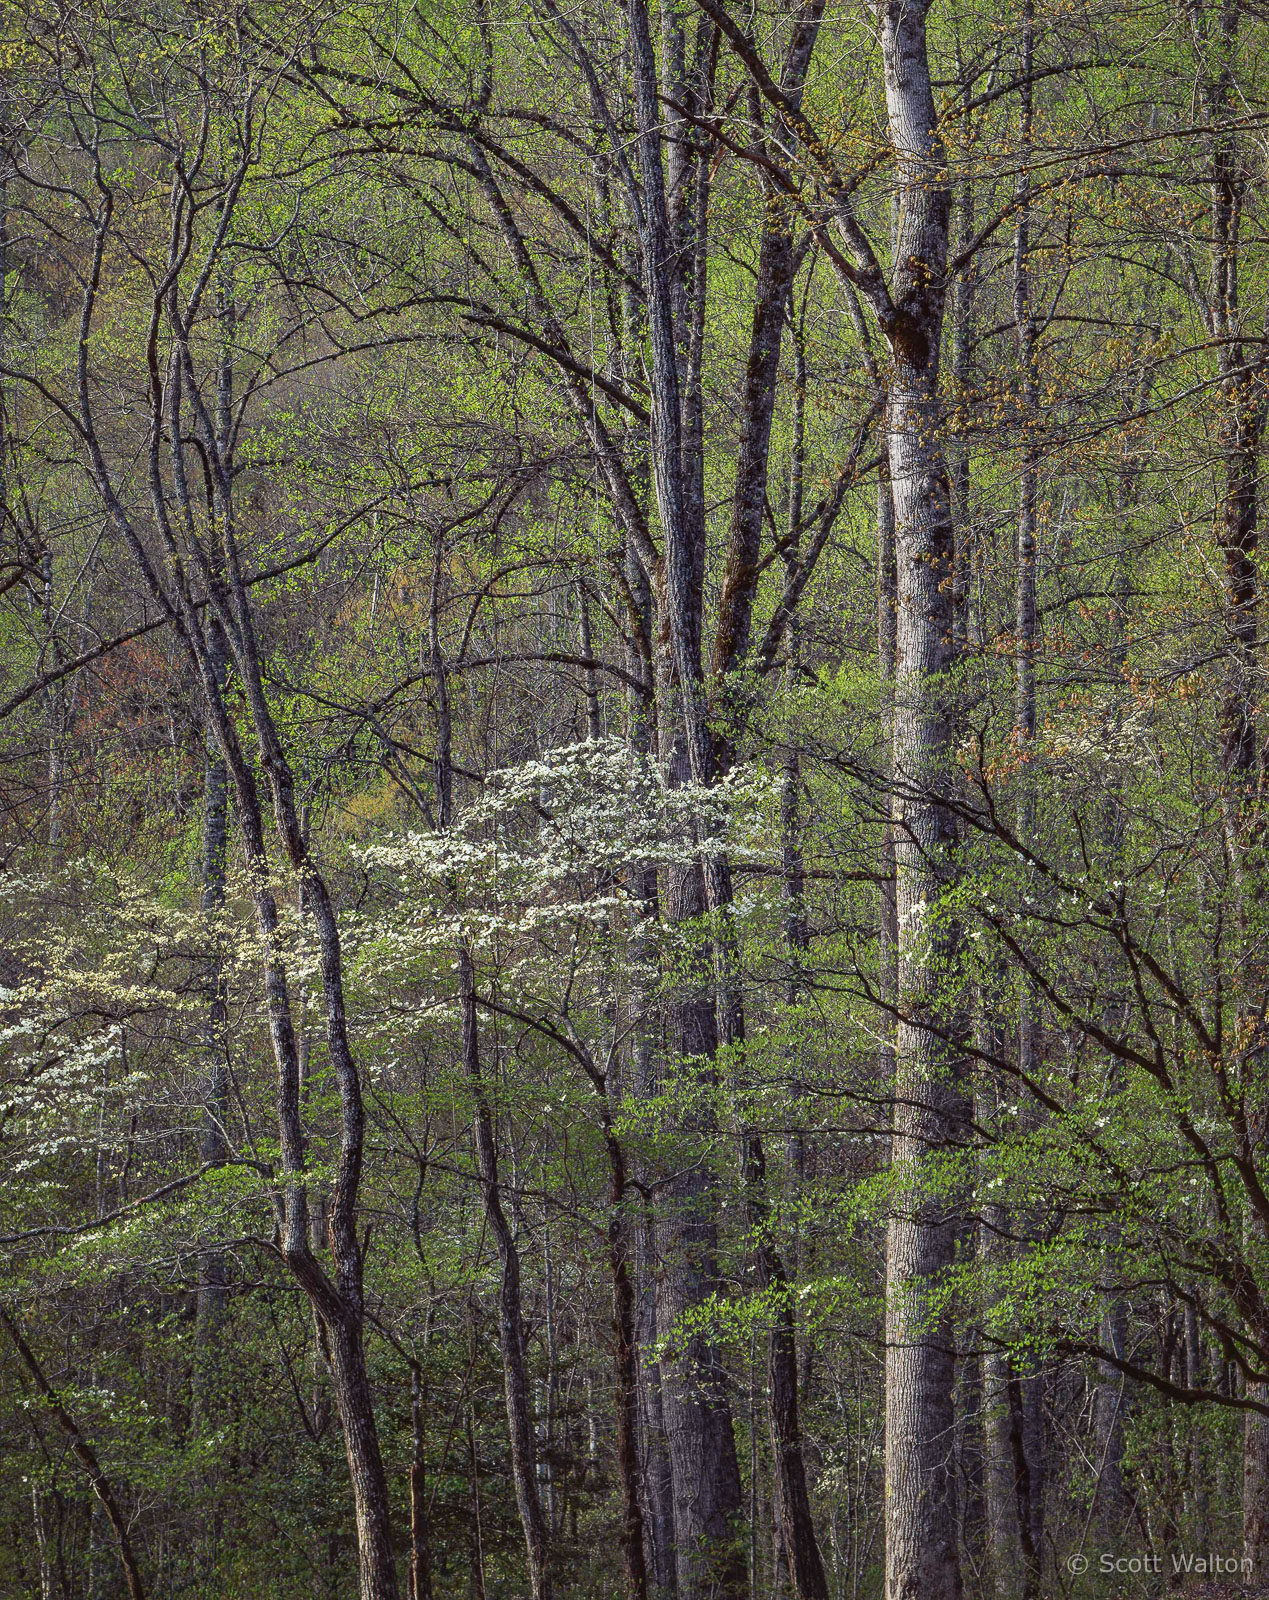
[78,251,402,1598]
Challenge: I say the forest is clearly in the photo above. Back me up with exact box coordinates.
[0,0,1266,1595]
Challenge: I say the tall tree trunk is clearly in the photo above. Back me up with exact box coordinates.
[195,274,235,1383]
[627,590,678,1600]
[617,359,678,1592]
[628,3,746,1591]
[1093,1301,1130,1534]
[409,1368,434,1600]
[746,311,830,1600]
[41,548,63,856]
[603,1112,652,1600]
[698,0,971,1584]
[193,616,231,1411]
[876,4,966,1597]
[945,75,986,1584]
[464,955,553,1600]
[1002,18,1046,1590]
[877,460,899,1093]
[745,1128,829,1600]
[430,546,551,1600]
[1191,0,1269,1563]
[637,1198,678,1598]
[652,844,746,1600]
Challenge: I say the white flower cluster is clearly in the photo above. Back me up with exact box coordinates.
[357,738,775,890]
[342,740,780,1044]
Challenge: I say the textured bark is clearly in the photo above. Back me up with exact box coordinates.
[1001,25,1045,1589]
[1093,1300,1129,1534]
[605,1123,652,1600]
[465,956,553,1600]
[409,1370,434,1600]
[877,463,899,1098]
[628,5,746,1591]
[1246,1381,1269,1576]
[945,97,986,1577]
[580,828,649,1597]
[655,1194,747,1600]
[730,321,828,1600]
[982,1356,1019,1600]
[627,613,678,1600]
[653,794,744,1599]
[1018,1370,1046,1580]
[194,614,231,1397]
[1191,3,1269,1560]
[876,4,965,1598]
[621,457,677,1593]
[637,1199,679,1598]
[431,546,550,1600]
[746,1132,829,1600]
[710,2,823,702]
[654,839,746,1600]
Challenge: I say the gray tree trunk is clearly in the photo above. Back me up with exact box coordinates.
[193,613,231,1404]
[875,3,966,1597]
[628,3,746,1590]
